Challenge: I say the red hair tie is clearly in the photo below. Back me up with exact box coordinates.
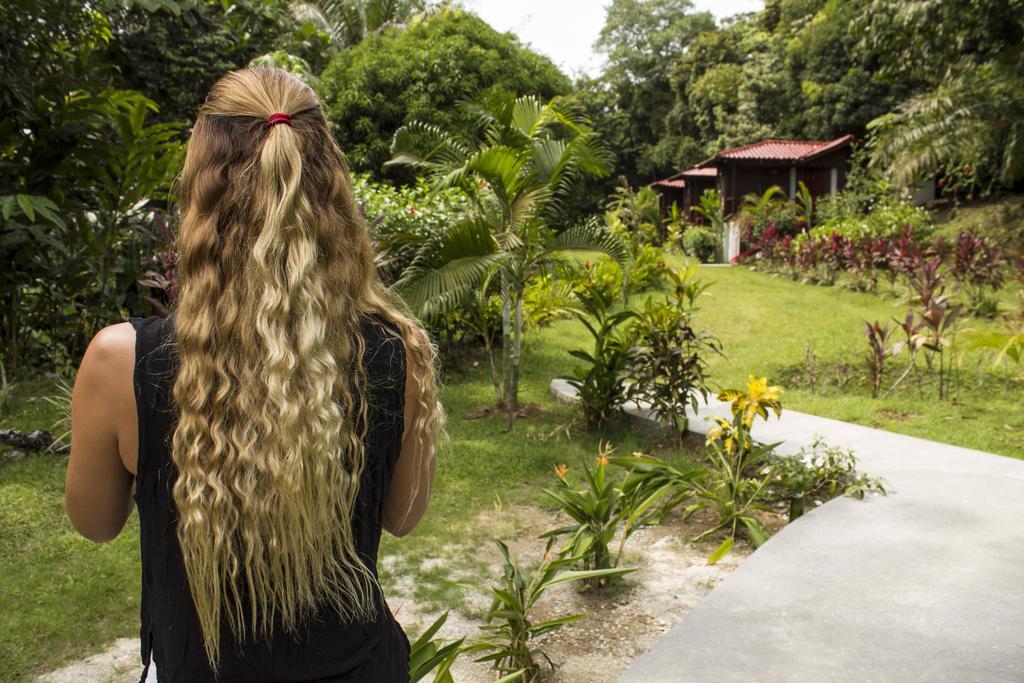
[266,112,292,128]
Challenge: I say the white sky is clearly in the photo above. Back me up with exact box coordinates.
[461,0,765,78]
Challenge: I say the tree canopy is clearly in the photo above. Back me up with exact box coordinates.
[317,8,572,178]
[586,0,1023,194]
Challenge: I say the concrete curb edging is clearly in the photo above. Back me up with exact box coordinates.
[550,379,1024,682]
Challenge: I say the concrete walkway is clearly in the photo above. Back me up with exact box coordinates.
[550,380,1024,682]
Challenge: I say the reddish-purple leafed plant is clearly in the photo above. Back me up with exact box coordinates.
[949,231,1005,316]
[864,320,895,398]
[135,213,177,317]
[903,257,964,400]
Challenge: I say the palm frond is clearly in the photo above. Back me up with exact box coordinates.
[868,65,1024,186]
[511,96,546,139]
[393,217,505,319]
[467,146,527,192]
[544,219,630,265]
[388,120,471,169]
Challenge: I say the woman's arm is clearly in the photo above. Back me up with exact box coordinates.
[382,333,437,537]
[65,323,137,543]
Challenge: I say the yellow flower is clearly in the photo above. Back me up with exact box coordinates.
[746,375,782,405]
[554,464,569,479]
[705,417,739,454]
[719,376,783,428]
[595,454,609,466]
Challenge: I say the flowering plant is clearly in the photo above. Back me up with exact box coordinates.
[542,445,668,586]
[694,376,783,563]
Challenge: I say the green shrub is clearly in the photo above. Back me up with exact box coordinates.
[606,182,662,246]
[353,174,471,284]
[541,446,667,586]
[627,292,721,444]
[522,274,573,328]
[562,294,636,430]
[767,436,887,514]
[682,225,718,263]
[812,200,932,242]
[318,8,570,178]
[625,243,668,292]
[562,258,623,310]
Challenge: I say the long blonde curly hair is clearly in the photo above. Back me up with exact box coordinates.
[171,66,440,668]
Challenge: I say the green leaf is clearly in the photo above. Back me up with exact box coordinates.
[15,195,35,222]
[741,516,771,548]
[530,613,585,637]
[540,566,635,590]
[409,611,449,652]
[627,484,673,527]
[707,537,734,565]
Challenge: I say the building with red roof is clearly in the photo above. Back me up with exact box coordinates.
[652,134,855,218]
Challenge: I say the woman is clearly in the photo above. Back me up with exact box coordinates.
[63,67,440,682]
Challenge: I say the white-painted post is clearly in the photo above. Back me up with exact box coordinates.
[830,167,839,195]
[789,167,797,198]
[723,220,740,263]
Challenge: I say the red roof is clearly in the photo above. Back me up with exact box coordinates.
[651,165,718,189]
[680,166,718,177]
[699,135,854,165]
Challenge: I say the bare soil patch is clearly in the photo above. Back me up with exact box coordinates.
[390,504,773,683]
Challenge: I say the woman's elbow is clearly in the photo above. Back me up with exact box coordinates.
[65,492,125,543]
[383,504,427,537]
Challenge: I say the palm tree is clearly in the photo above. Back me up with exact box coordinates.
[387,95,627,420]
[793,180,814,229]
[292,0,429,47]
[867,68,1024,190]
[738,185,785,232]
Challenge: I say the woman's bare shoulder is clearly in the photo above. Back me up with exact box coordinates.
[78,323,136,406]
[86,323,136,360]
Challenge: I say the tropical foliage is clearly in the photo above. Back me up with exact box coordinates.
[692,376,784,562]
[293,0,429,49]
[387,94,625,415]
[582,0,1022,198]
[468,539,633,681]
[408,611,464,683]
[542,446,669,585]
[561,293,637,430]
[626,267,720,443]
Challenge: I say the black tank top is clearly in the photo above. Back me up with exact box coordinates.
[128,314,411,683]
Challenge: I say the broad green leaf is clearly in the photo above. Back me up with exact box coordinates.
[707,537,734,565]
[15,195,35,222]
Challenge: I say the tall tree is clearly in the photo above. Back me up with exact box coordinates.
[863,0,1024,191]
[318,8,571,178]
[292,0,428,47]
[595,0,716,183]
[103,0,309,124]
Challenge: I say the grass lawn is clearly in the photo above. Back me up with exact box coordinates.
[679,259,1024,459]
